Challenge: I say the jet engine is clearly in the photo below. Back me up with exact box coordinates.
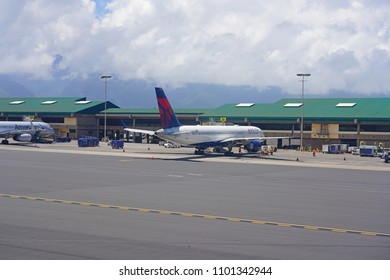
[13,133,32,142]
[244,140,262,153]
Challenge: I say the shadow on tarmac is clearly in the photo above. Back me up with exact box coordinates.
[156,152,297,163]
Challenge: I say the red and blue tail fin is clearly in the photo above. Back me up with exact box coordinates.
[155,87,182,129]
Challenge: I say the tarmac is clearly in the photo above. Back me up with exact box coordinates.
[2,140,389,171]
[0,141,389,259]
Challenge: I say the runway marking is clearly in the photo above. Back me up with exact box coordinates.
[1,193,389,238]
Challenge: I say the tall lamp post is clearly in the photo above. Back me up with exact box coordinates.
[101,75,112,141]
[296,73,311,151]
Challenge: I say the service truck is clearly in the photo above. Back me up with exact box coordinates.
[359,145,378,157]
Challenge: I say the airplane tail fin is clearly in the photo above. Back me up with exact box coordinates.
[155,87,182,129]
[120,119,127,128]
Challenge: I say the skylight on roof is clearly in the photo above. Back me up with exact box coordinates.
[9,100,25,105]
[75,100,92,105]
[336,103,356,107]
[235,103,255,107]
[283,103,302,108]
[41,100,57,105]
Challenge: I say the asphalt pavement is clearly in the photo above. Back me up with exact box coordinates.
[0,142,389,259]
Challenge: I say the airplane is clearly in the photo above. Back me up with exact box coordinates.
[123,87,290,155]
[0,120,55,145]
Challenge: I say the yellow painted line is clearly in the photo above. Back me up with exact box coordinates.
[226,217,242,222]
[331,229,348,233]
[98,204,112,208]
[1,193,389,238]
[278,223,292,227]
[159,210,174,215]
[304,226,320,230]
[203,215,218,220]
[62,200,74,204]
[79,202,92,206]
[251,220,267,225]
[360,232,377,236]
[181,213,196,217]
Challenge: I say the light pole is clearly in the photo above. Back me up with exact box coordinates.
[101,75,112,141]
[296,73,311,151]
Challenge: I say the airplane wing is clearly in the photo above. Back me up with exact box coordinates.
[123,128,155,135]
[220,136,292,143]
[0,131,16,137]
[121,119,156,135]
[0,129,29,138]
[170,130,192,135]
[262,136,293,140]
[220,137,264,143]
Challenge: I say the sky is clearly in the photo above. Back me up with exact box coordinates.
[1,0,390,97]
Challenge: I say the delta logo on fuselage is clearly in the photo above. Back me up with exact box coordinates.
[247,128,260,134]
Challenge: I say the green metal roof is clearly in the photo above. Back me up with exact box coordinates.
[2,96,389,123]
[102,108,209,115]
[0,97,118,116]
[200,98,390,123]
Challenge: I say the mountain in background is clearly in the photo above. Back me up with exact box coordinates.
[0,75,35,98]
[1,74,388,108]
[0,74,289,108]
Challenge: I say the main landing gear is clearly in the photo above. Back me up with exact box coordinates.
[194,149,205,155]
[195,144,236,156]
[1,139,9,145]
[224,143,235,156]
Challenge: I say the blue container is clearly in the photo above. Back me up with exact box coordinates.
[56,136,72,142]
[111,140,124,149]
[78,136,99,147]
[328,144,342,154]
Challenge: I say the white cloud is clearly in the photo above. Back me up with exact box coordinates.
[0,0,389,95]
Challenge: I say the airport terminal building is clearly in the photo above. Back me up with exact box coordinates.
[198,98,390,149]
[1,96,389,149]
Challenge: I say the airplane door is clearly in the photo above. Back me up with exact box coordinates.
[278,138,283,149]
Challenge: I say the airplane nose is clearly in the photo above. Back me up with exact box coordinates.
[45,126,55,135]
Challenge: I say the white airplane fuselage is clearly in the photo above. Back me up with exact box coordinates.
[156,125,265,147]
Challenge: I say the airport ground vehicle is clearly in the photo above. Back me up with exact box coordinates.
[384,151,389,163]
[282,145,300,150]
[164,142,180,148]
[322,144,348,154]
[359,145,378,157]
